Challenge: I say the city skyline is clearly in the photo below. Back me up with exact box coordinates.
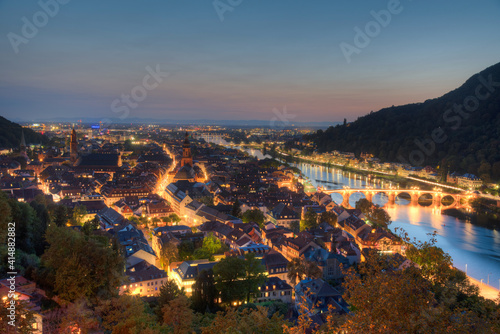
[1,0,500,123]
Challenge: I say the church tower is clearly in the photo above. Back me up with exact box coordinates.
[20,129,28,158]
[180,132,193,167]
[70,128,78,163]
[20,130,27,155]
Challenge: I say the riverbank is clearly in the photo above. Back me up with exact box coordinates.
[443,208,500,230]
[468,276,500,300]
[275,150,437,190]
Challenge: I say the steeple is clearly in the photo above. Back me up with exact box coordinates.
[20,129,27,157]
[180,132,193,167]
[70,127,78,163]
[20,130,26,151]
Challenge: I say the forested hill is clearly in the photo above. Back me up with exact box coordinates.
[0,116,48,149]
[307,61,500,181]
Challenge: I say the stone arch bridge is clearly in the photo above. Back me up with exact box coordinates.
[319,187,477,210]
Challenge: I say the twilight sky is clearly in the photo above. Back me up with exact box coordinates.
[1,0,499,123]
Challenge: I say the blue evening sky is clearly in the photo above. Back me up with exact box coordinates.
[0,0,499,123]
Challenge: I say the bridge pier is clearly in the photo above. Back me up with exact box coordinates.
[387,192,396,207]
[433,194,442,208]
[411,193,419,206]
[341,191,351,209]
[365,192,373,203]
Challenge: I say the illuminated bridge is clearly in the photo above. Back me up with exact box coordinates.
[318,187,477,210]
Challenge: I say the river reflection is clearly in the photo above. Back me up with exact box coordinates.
[202,136,500,289]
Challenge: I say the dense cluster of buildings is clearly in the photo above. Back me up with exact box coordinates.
[1,125,412,329]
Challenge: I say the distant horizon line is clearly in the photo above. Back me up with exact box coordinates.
[6,116,341,128]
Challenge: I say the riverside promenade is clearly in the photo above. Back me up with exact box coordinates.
[468,276,500,300]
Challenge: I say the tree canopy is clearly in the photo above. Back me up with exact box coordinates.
[300,208,318,231]
[40,225,124,302]
[213,253,267,305]
[242,209,265,228]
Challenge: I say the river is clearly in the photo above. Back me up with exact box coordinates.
[202,136,500,290]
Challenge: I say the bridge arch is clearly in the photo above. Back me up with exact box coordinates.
[328,192,344,206]
[441,195,456,207]
[348,191,366,208]
[320,188,470,210]
[417,193,433,207]
[395,191,411,206]
[372,192,389,206]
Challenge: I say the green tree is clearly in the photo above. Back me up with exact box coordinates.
[29,200,50,255]
[242,253,267,303]
[355,198,372,215]
[156,278,184,321]
[320,211,338,226]
[70,204,88,226]
[81,215,100,235]
[169,213,181,225]
[213,254,266,305]
[202,232,223,255]
[178,240,195,260]
[367,206,392,229]
[213,256,246,305]
[160,241,179,270]
[300,208,318,231]
[242,209,265,228]
[191,269,218,313]
[41,225,124,302]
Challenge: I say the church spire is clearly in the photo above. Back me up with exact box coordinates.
[70,127,78,163]
[20,129,26,150]
[180,132,193,167]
